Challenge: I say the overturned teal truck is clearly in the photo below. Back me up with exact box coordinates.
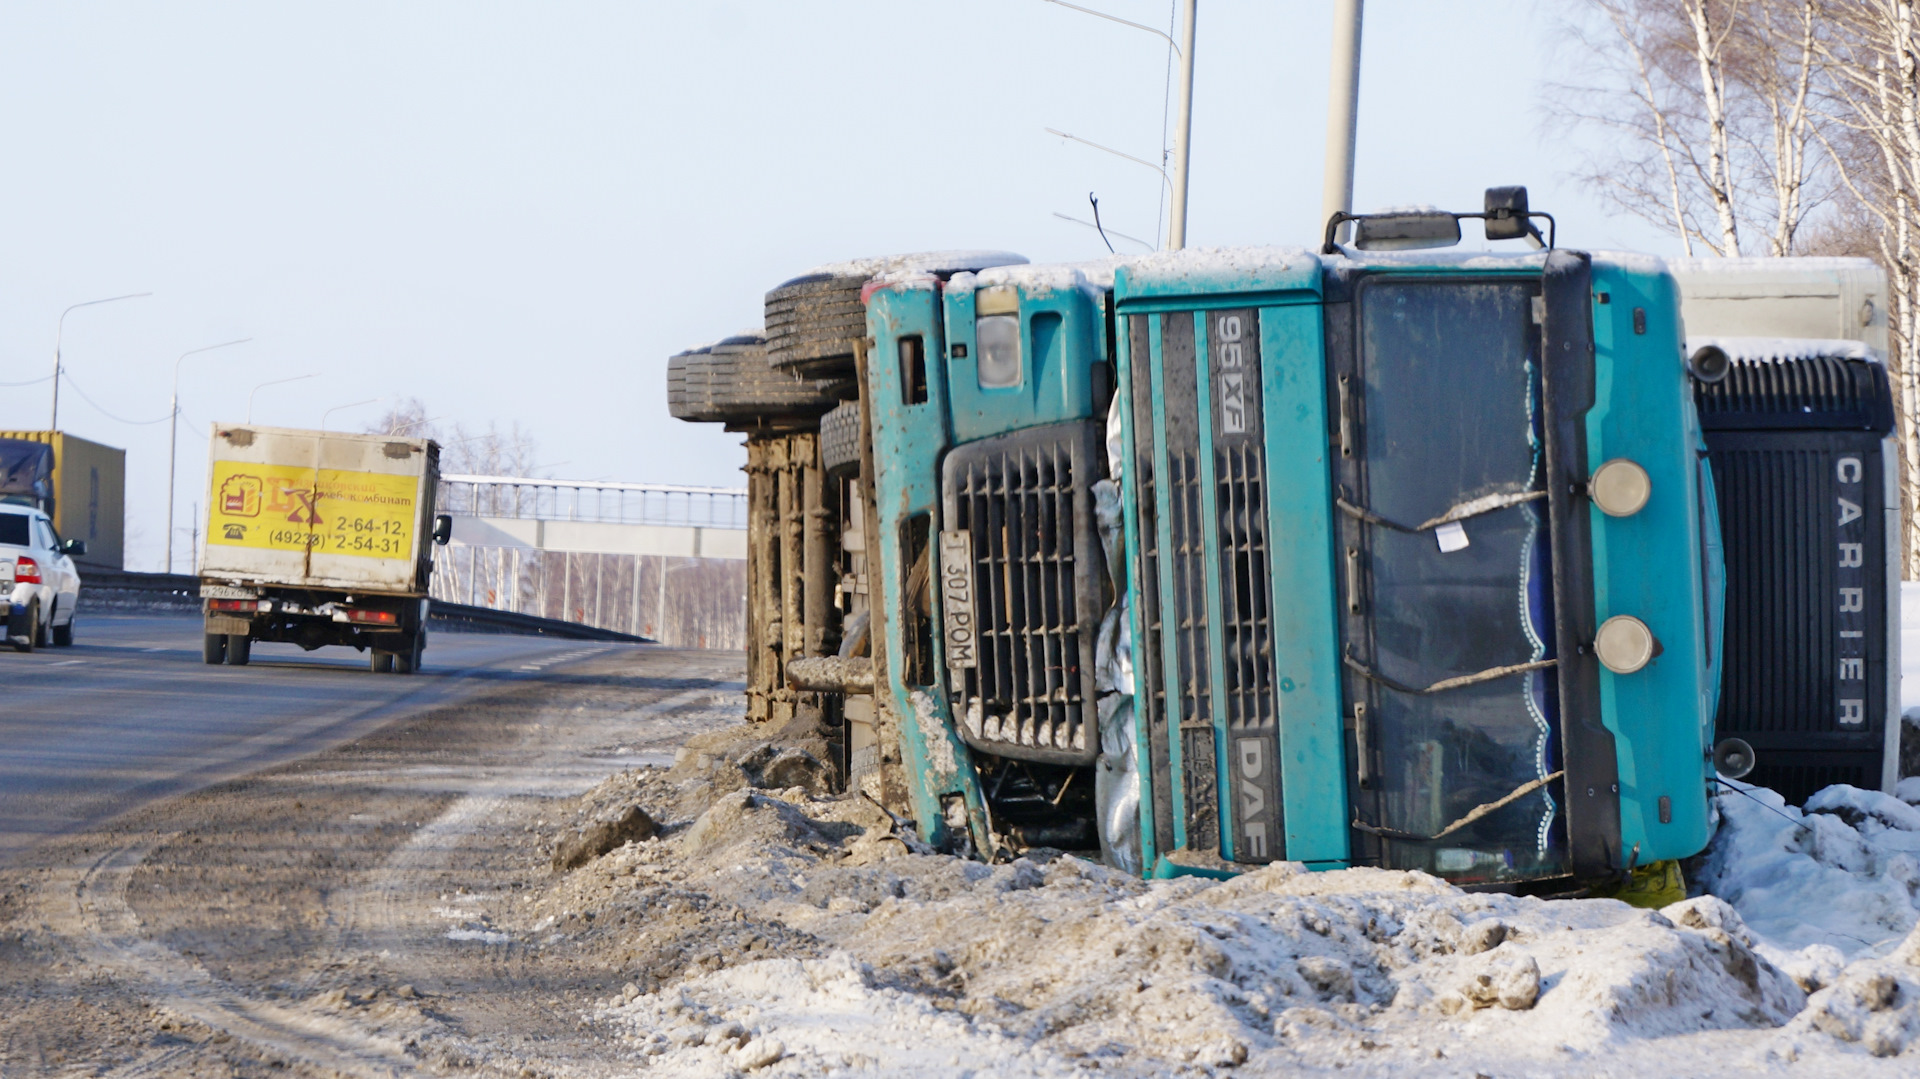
[669,189,1899,892]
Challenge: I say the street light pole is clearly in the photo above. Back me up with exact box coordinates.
[246,373,319,424]
[51,292,152,432]
[320,397,381,431]
[167,338,252,574]
[1166,0,1198,249]
[1321,0,1365,244]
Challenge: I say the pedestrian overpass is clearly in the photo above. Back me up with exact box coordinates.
[433,475,746,649]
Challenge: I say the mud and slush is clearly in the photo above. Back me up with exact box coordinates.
[6,645,1920,1078]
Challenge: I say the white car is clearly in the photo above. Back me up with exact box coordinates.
[0,503,82,651]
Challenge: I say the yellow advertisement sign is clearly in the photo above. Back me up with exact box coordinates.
[208,461,417,560]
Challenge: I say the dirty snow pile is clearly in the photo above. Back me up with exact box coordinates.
[505,759,1920,1078]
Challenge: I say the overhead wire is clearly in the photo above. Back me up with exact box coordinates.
[57,371,174,425]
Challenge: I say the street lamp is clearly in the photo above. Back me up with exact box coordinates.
[246,373,318,423]
[166,338,252,574]
[320,397,381,431]
[51,292,152,431]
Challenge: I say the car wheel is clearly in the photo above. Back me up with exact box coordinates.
[12,601,36,653]
[370,651,395,674]
[34,607,50,650]
[224,634,252,666]
[52,615,72,647]
[203,632,227,664]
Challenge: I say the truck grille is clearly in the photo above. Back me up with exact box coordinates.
[1160,314,1218,852]
[943,423,1105,765]
[1128,315,1177,857]
[1206,308,1280,862]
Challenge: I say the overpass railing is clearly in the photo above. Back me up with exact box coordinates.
[437,474,747,530]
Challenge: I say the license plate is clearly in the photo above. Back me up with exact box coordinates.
[938,530,977,669]
[199,584,257,599]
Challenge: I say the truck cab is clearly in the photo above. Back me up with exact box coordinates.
[861,260,1121,856]
[1113,238,1722,885]
[865,193,1728,889]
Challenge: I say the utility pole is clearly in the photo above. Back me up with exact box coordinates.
[1166,0,1199,250]
[1321,0,1365,244]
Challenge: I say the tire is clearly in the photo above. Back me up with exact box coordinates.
[819,399,862,473]
[764,253,1027,375]
[393,631,424,675]
[370,651,394,674]
[203,632,226,664]
[224,633,251,666]
[12,601,35,653]
[34,608,50,650]
[764,274,868,375]
[52,616,72,647]
[667,332,844,425]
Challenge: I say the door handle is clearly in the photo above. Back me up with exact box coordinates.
[1345,546,1361,614]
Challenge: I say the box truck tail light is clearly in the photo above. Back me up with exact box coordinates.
[207,598,258,612]
[344,608,398,625]
[14,557,40,584]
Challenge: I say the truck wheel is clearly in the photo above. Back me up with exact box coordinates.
[764,254,1025,377]
[203,632,226,664]
[12,601,36,653]
[224,634,252,666]
[370,651,394,674]
[666,332,846,426]
[818,399,862,473]
[764,273,868,377]
[394,632,424,674]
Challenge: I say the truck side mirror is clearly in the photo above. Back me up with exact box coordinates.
[60,538,86,557]
[432,515,453,546]
[1482,185,1551,248]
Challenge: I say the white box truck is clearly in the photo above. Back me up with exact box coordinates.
[198,423,451,672]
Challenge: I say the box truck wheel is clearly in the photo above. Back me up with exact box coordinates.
[394,631,424,675]
[224,634,252,666]
[203,632,226,664]
[370,651,394,674]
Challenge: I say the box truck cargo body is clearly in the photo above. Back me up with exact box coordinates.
[0,430,125,570]
[199,423,449,672]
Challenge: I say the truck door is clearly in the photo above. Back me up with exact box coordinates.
[1331,273,1575,883]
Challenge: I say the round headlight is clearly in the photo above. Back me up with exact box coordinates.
[1686,344,1730,383]
[1590,458,1651,517]
[1595,614,1657,674]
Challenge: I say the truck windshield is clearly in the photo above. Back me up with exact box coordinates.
[1347,278,1564,881]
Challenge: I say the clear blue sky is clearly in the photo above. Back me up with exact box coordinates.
[0,1,1670,571]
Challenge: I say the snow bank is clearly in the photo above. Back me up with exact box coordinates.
[1699,781,1920,961]
[557,785,1920,1075]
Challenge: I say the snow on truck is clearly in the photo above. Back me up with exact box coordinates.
[669,188,1900,892]
[198,423,452,672]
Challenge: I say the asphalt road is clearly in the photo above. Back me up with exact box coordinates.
[0,614,633,866]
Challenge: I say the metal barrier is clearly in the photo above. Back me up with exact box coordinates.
[437,475,748,529]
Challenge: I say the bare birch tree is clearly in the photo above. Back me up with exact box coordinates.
[1811,0,1920,573]
[1552,0,1827,256]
